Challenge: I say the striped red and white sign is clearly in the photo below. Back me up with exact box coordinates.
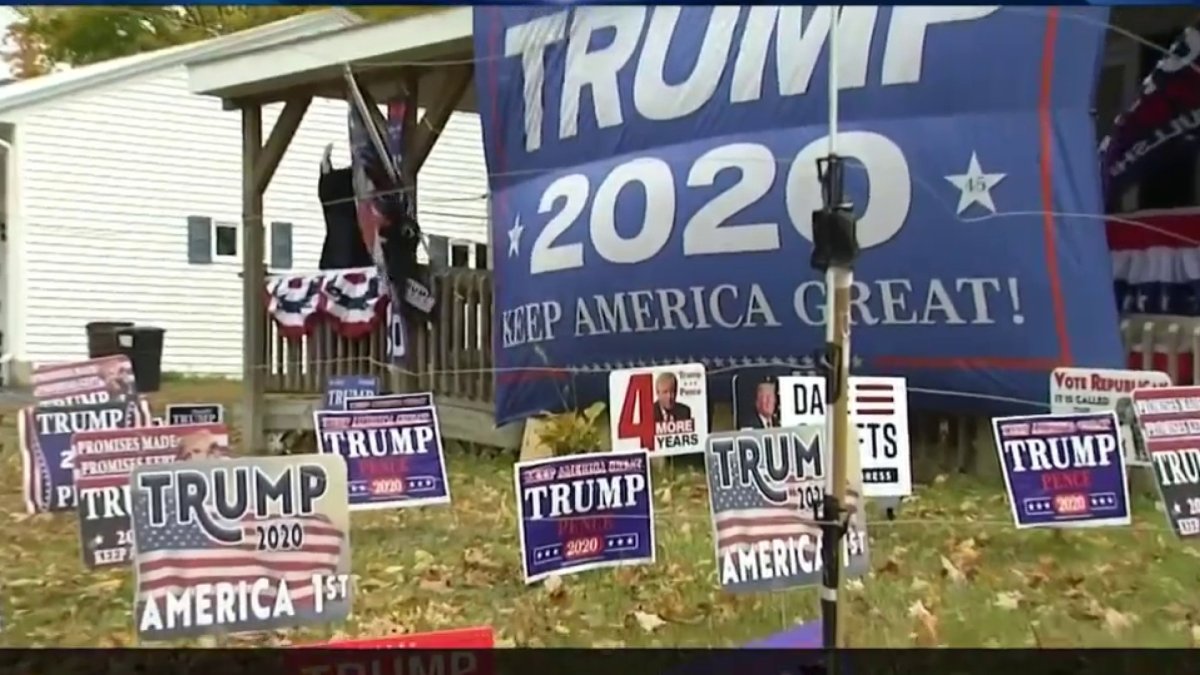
[852,381,897,416]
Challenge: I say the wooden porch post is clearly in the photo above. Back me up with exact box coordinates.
[241,104,266,453]
[392,69,421,395]
[241,96,311,453]
[402,64,473,182]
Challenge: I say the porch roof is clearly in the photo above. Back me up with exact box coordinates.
[186,7,476,112]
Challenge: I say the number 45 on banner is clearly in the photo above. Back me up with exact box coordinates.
[609,363,709,457]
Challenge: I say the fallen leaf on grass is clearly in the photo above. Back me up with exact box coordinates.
[358,615,409,636]
[462,547,503,572]
[939,556,965,584]
[631,610,667,633]
[993,591,1023,611]
[1063,572,1087,588]
[949,538,982,578]
[877,557,901,575]
[908,600,939,647]
[412,549,436,574]
[845,578,864,593]
[417,577,451,594]
[658,485,673,505]
[1164,602,1193,620]
[1073,598,1105,622]
[1010,565,1048,590]
[1104,608,1136,634]
[1062,586,1087,600]
[592,638,626,648]
[543,574,567,601]
[460,569,494,589]
[83,578,122,595]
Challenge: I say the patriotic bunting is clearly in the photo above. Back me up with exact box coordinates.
[1107,210,1200,317]
[265,274,325,339]
[264,266,391,339]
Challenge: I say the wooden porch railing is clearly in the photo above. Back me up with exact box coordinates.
[263,265,493,403]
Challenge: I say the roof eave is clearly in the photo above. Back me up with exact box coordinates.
[0,9,363,116]
[187,7,473,105]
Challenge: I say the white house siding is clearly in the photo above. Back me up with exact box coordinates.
[10,65,487,376]
[418,112,489,244]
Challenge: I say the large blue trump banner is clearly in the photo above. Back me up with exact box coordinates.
[475,7,1124,424]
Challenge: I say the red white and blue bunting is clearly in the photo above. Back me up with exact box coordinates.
[264,266,390,339]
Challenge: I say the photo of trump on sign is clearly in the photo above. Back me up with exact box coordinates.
[610,363,708,457]
[733,374,782,430]
[652,371,692,423]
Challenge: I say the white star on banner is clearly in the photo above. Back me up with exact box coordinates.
[508,215,524,258]
[945,152,1007,215]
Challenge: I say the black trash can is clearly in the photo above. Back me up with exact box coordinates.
[86,321,133,358]
[116,326,166,393]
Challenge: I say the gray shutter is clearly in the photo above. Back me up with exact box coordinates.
[270,221,293,269]
[187,216,212,264]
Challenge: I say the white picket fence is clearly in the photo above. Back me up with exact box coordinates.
[1121,313,1200,385]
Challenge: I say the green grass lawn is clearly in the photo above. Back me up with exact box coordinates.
[0,381,1198,647]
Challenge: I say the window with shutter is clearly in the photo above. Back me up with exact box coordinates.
[187,216,213,264]
[214,222,239,259]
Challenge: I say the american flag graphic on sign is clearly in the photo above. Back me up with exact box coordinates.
[130,456,352,640]
[845,376,914,498]
[851,381,897,416]
[711,473,821,557]
[706,427,870,593]
[132,489,345,608]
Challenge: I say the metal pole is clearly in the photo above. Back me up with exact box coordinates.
[819,4,853,653]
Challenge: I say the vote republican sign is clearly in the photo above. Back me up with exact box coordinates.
[475,6,1123,424]
[1049,367,1171,466]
